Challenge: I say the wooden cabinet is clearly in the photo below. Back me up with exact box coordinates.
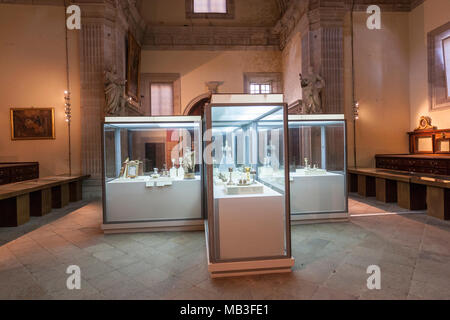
[0,163,39,185]
[375,155,450,175]
[408,129,450,154]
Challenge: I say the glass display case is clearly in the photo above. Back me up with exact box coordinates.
[102,116,203,233]
[288,115,347,219]
[204,94,294,277]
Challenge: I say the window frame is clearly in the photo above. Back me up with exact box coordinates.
[443,36,450,99]
[150,82,175,116]
[186,0,235,20]
[428,22,450,111]
[244,72,283,95]
[140,74,181,116]
[249,83,273,95]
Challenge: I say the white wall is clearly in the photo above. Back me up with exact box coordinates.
[0,4,81,177]
[344,12,411,167]
[409,0,450,130]
[141,50,282,114]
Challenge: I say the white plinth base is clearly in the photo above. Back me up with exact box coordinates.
[290,172,346,214]
[104,176,202,233]
[208,258,295,278]
[291,212,349,223]
[214,185,286,260]
[204,223,294,278]
[102,219,204,234]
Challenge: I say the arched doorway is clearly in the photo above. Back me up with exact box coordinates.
[183,92,211,116]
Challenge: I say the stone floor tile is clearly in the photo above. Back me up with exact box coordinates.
[0,196,449,300]
[311,285,358,300]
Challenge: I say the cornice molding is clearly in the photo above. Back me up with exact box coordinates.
[0,0,65,5]
[143,25,280,51]
[1,0,428,51]
[343,0,422,12]
[273,0,308,50]
[307,7,347,30]
[410,0,425,10]
[274,0,423,50]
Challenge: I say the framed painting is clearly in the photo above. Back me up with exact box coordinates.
[126,31,141,103]
[10,108,55,140]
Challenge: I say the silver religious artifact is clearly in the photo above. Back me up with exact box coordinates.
[250,170,257,184]
[183,147,196,179]
[151,168,160,179]
[227,167,234,185]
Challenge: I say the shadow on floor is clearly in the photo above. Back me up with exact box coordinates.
[0,200,91,246]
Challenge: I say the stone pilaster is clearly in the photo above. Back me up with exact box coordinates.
[78,0,145,198]
[300,4,346,114]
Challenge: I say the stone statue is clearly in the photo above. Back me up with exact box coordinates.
[104,68,128,115]
[299,67,325,114]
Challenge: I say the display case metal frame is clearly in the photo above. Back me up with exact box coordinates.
[203,94,294,277]
[101,116,204,234]
[288,114,348,222]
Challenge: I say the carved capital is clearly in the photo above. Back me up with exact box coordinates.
[205,81,224,94]
[307,7,346,30]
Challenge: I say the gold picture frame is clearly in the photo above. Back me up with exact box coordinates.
[10,108,55,140]
[126,161,139,179]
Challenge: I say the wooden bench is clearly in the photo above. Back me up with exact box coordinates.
[348,168,449,220]
[0,175,89,227]
[411,176,450,220]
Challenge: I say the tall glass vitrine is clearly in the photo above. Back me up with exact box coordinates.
[102,116,203,233]
[288,115,348,220]
[204,94,294,277]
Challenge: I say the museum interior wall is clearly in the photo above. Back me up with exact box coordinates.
[140,50,282,114]
[409,0,450,131]
[1,0,449,180]
[345,11,411,167]
[0,4,81,177]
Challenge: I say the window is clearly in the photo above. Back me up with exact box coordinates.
[250,83,272,94]
[140,74,181,116]
[150,83,173,116]
[194,0,226,13]
[244,73,282,95]
[443,37,450,98]
[428,22,450,110]
[186,0,234,19]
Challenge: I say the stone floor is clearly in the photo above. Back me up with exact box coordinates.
[348,193,426,216]
[0,195,449,300]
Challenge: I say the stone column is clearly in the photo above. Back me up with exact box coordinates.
[78,5,109,198]
[78,1,144,198]
[300,5,346,114]
[297,3,346,170]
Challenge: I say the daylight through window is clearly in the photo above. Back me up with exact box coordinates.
[193,0,227,13]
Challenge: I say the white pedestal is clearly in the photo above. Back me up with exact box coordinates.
[214,185,286,260]
[105,176,202,225]
[290,171,346,214]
